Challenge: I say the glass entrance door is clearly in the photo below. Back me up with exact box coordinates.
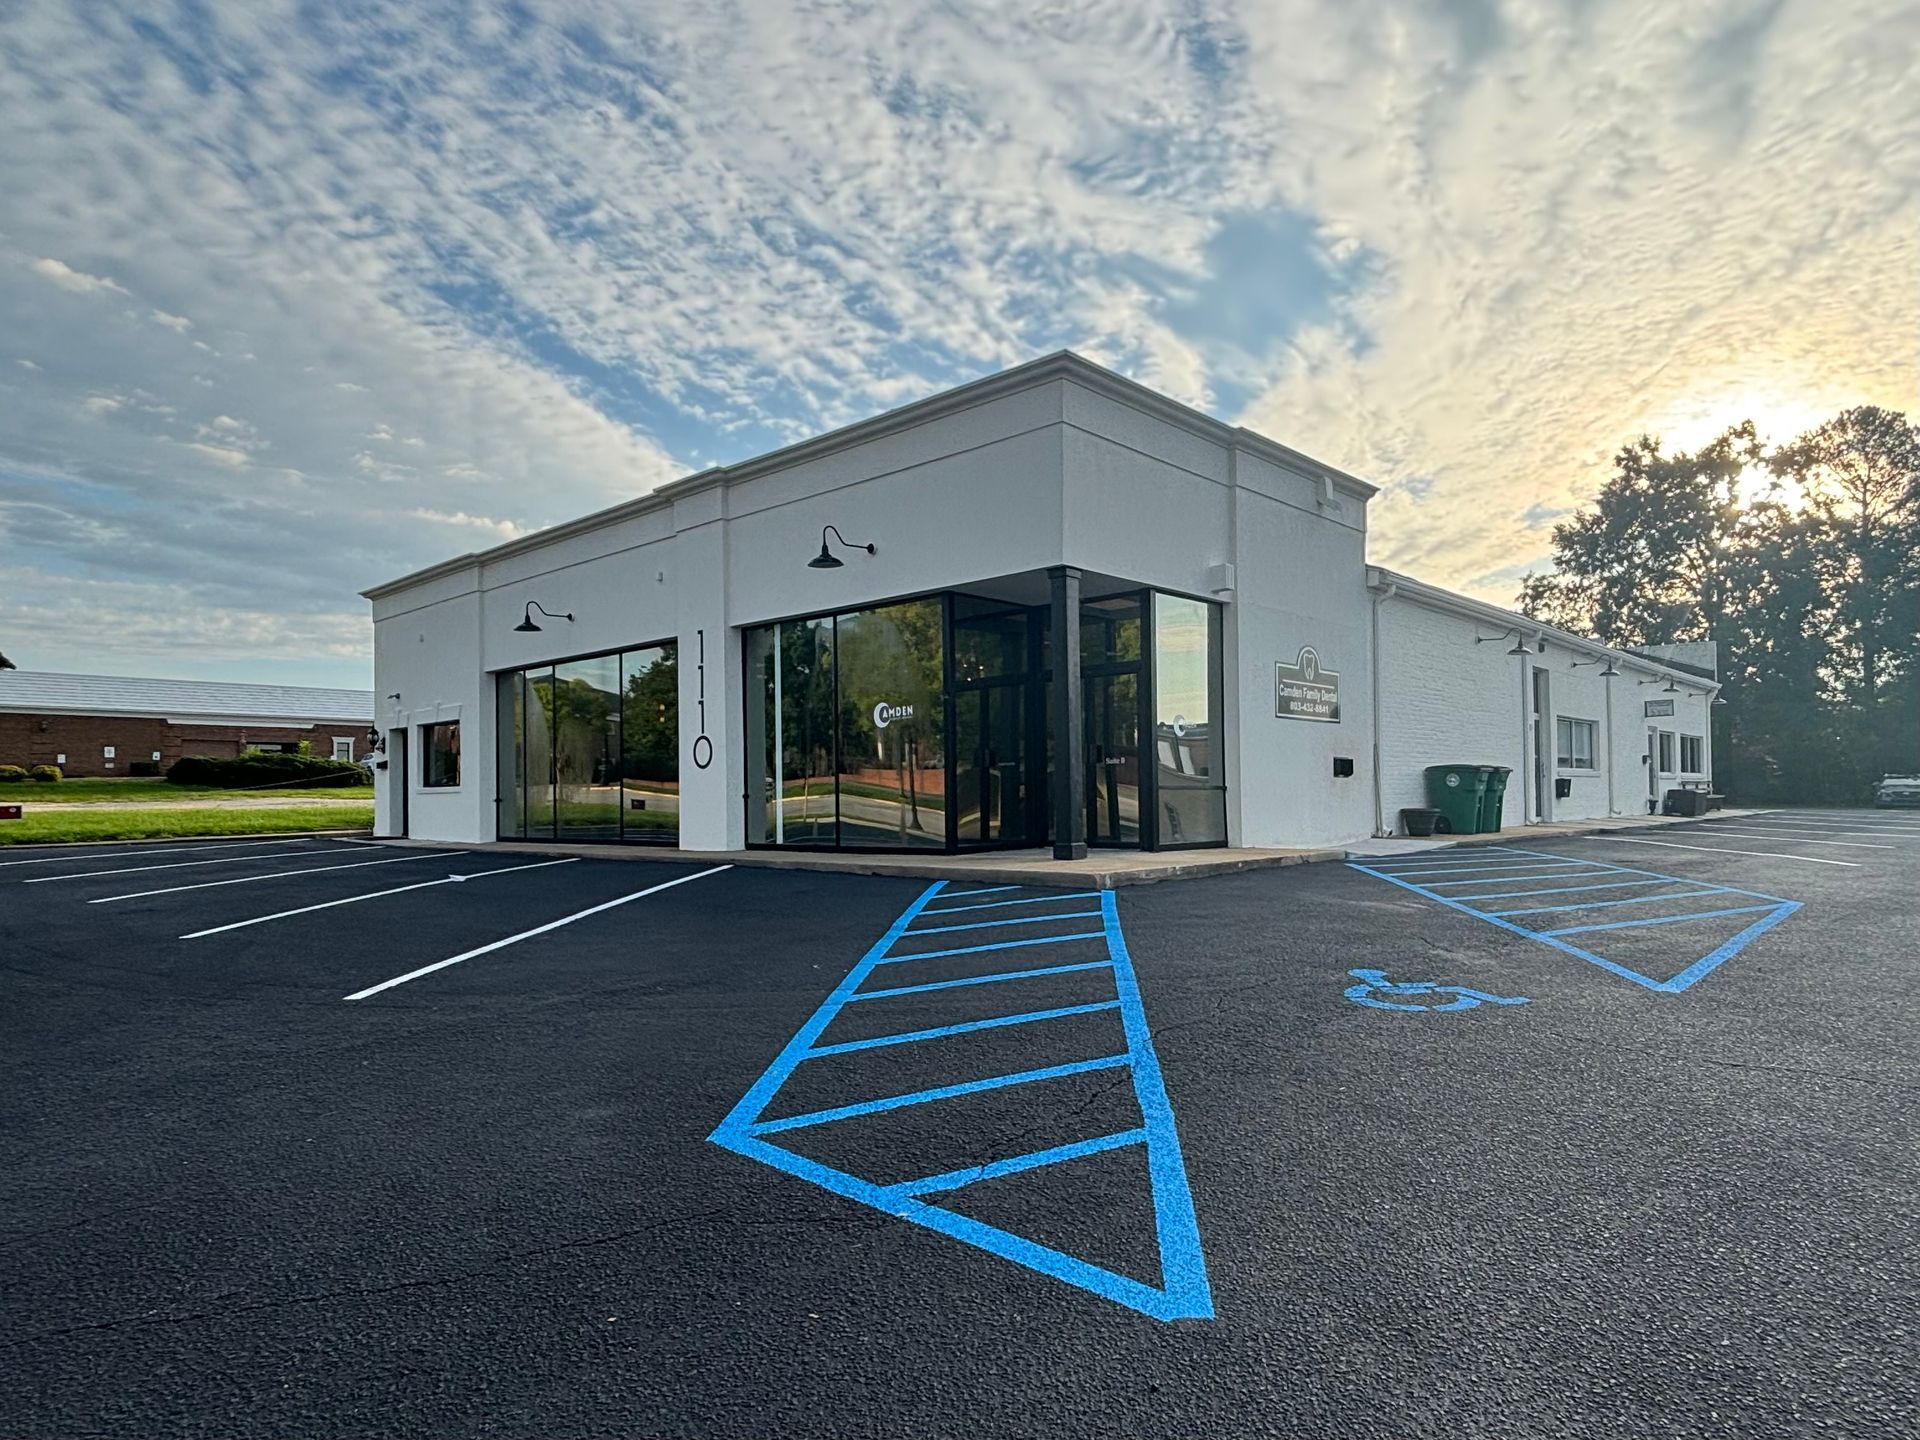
[952,601,1039,850]
[954,680,1029,846]
[1085,669,1142,846]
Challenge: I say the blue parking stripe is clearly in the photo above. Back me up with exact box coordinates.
[806,1001,1122,1057]
[876,931,1108,964]
[939,885,1022,898]
[848,959,1114,1002]
[746,1054,1132,1135]
[882,1129,1148,1200]
[1425,869,1616,888]
[922,891,1102,915]
[1488,887,1727,916]
[909,908,1104,936]
[1382,860,1588,877]
[1540,904,1779,937]
[1458,877,1686,901]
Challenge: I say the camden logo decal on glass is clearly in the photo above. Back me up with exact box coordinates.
[871,701,915,729]
[1275,645,1340,723]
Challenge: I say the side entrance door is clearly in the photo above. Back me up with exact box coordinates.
[389,726,409,838]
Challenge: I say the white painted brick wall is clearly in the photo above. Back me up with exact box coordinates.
[1376,599,1528,832]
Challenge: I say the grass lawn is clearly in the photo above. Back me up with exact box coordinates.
[0,778,374,804]
[0,805,374,846]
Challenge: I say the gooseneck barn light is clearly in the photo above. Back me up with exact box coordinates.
[515,601,574,633]
[808,524,876,570]
[1472,627,1531,655]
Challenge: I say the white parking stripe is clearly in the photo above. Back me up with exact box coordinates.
[180,857,581,938]
[0,838,318,870]
[1747,814,1920,832]
[1585,837,1859,867]
[1693,829,1895,849]
[88,852,444,904]
[344,864,732,1001]
[1727,819,1919,837]
[22,844,368,884]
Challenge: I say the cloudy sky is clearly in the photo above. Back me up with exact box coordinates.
[2,1,1914,689]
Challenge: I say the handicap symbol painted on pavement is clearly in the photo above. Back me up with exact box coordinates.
[1343,968,1530,1013]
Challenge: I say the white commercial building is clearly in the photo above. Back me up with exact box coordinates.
[365,353,1718,856]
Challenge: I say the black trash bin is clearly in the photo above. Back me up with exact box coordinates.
[1423,765,1489,835]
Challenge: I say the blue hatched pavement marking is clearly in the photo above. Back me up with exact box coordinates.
[710,882,1212,1322]
[875,931,1109,963]
[921,890,1104,915]
[908,908,1105,936]
[1488,887,1725,917]
[804,1000,1122,1057]
[1347,847,1800,993]
[847,959,1115,1002]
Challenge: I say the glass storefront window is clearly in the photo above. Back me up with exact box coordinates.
[621,645,679,841]
[553,655,621,842]
[835,600,946,849]
[496,644,678,844]
[1151,593,1226,846]
[746,599,946,849]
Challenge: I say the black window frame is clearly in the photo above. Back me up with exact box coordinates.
[421,720,462,789]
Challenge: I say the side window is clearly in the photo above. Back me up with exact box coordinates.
[332,737,355,762]
[422,721,461,788]
[1680,734,1703,773]
[1657,731,1676,772]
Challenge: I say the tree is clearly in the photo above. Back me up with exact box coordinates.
[1518,424,1765,648]
[1769,406,1920,706]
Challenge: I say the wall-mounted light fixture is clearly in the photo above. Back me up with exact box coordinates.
[808,524,876,570]
[1473,628,1532,656]
[1639,676,1680,693]
[515,601,574,633]
[1572,654,1625,677]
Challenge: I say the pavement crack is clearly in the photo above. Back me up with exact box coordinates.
[7,1205,746,1347]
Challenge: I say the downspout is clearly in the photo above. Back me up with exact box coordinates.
[1370,577,1397,836]
[1518,642,1532,826]
[1603,664,1616,817]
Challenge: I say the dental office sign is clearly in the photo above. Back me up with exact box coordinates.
[1276,646,1340,723]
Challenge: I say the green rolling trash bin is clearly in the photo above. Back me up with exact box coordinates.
[1479,766,1513,833]
[1423,764,1488,835]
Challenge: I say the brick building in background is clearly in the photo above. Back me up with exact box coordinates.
[0,673,373,777]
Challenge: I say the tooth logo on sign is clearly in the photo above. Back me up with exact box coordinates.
[872,701,915,729]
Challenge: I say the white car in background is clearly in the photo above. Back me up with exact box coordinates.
[1875,774,1920,809]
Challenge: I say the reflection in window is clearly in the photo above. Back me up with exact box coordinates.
[422,721,461,788]
[495,644,678,844]
[746,600,946,849]
[555,655,621,841]
[1151,593,1226,846]
[836,600,946,849]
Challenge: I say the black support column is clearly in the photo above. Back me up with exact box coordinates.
[1048,565,1088,860]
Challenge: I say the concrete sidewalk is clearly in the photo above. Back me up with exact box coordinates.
[374,809,1778,889]
[381,837,1343,889]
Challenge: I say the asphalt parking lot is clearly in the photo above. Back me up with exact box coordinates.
[3,810,1916,1438]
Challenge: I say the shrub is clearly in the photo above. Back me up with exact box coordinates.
[28,765,62,782]
[0,765,27,783]
[166,753,370,789]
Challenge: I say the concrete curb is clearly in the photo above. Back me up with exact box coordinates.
[0,828,374,851]
[373,836,1346,890]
